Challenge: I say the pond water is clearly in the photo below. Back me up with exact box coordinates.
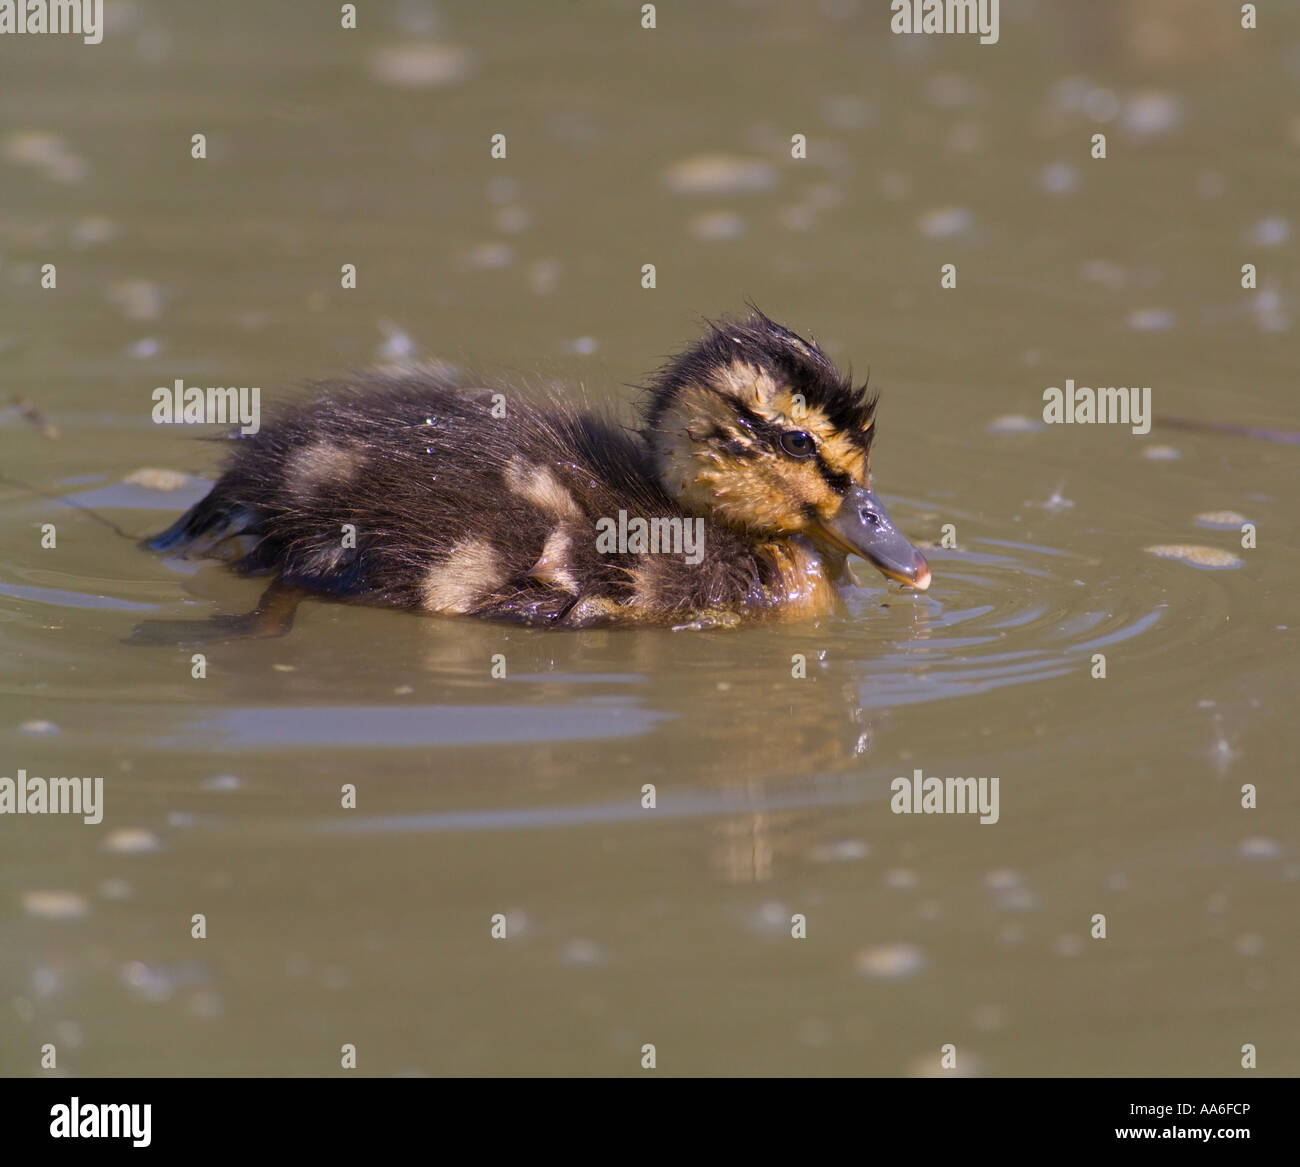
[1,0,1296,1076]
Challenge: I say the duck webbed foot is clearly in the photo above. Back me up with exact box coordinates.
[125,580,307,646]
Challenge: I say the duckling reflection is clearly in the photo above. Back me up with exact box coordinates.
[407,623,886,885]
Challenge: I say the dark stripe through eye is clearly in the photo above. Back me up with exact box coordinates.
[814,454,852,494]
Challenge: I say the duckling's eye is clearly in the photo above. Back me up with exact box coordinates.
[779,430,816,458]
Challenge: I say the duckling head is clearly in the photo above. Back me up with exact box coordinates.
[644,309,930,590]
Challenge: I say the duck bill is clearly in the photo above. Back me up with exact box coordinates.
[817,486,931,591]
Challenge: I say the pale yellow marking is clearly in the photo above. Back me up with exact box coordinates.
[528,527,580,594]
[421,538,502,613]
[503,458,582,520]
[284,441,363,493]
[758,538,843,620]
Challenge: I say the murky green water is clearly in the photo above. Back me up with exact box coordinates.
[2,1,1296,1076]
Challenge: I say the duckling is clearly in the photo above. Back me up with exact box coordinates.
[147,309,930,629]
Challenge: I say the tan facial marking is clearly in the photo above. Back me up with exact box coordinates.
[503,457,582,520]
[421,538,501,613]
[650,372,871,534]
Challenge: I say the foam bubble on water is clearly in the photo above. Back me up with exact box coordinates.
[559,939,607,967]
[809,839,870,863]
[1055,934,1084,957]
[99,878,132,901]
[376,320,417,361]
[1196,171,1226,199]
[493,205,532,234]
[463,241,514,270]
[120,961,175,1002]
[1082,88,1120,121]
[1248,216,1290,247]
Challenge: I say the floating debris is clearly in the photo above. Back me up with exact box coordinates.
[1145,544,1242,570]
[885,868,919,891]
[11,399,60,439]
[1039,161,1078,195]
[855,942,927,981]
[102,828,161,854]
[1121,91,1183,137]
[1127,307,1177,332]
[1195,510,1248,530]
[917,206,972,239]
[19,718,60,735]
[1248,216,1290,248]
[1235,934,1265,957]
[2,130,87,182]
[1080,258,1127,290]
[1142,444,1181,461]
[70,215,118,248]
[106,279,164,322]
[376,320,417,362]
[1028,484,1074,512]
[689,210,745,241]
[1238,837,1282,861]
[124,467,188,491]
[986,414,1042,435]
[662,155,777,196]
[366,43,474,89]
[22,890,88,920]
